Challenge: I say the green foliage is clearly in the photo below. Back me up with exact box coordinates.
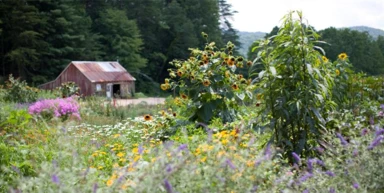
[96,8,147,72]
[163,40,253,124]
[3,75,39,103]
[58,81,79,98]
[252,11,337,158]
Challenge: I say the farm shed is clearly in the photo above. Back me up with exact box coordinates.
[39,61,136,98]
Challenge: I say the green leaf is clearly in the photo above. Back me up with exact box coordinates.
[246,90,253,99]
[259,70,266,79]
[306,63,313,74]
[269,66,276,76]
[236,93,245,100]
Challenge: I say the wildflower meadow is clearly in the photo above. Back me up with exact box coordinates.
[1,11,384,193]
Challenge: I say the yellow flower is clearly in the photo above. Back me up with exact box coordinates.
[107,179,114,186]
[225,70,230,78]
[338,53,347,60]
[132,147,139,154]
[144,114,153,121]
[200,156,207,163]
[134,155,141,162]
[161,83,169,91]
[322,56,328,63]
[336,69,340,76]
[165,78,170,83]
[113,134,120,138]
[117,152,125,158]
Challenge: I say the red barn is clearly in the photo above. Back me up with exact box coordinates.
[39,61,136,98]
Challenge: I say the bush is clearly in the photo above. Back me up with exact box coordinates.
[28,97,81,121]
[3,74,39,103]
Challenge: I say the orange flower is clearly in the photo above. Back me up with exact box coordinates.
[177,70,183,77]
[180,93,188,99]
[203,79,211,87]
[144,114,153,121]
[232,83,239,90]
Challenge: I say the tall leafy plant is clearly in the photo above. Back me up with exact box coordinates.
[251,11,336,159]
[162,36,253,124]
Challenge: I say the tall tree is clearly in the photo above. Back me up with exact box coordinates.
[33,0,101,83]
[219,0,240,54]
[0,0,48,81]
[95,8,147,72]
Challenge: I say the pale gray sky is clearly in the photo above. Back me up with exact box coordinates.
[228,0,384,32]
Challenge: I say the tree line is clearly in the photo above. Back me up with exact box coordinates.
[248,26,384,75]
[0,0,239,93]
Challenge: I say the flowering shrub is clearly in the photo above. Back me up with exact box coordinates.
[4,74,39,103]
[162,38,254,124]
[28,97,81,121]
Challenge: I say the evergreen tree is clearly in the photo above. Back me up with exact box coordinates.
[0,0,48,82]
[95,8,147,72]
[33,0,101,83]
[219,0,240,54]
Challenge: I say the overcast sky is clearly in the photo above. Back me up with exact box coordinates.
[228,0,384,32]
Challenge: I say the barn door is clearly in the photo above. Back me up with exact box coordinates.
[106,83,112,98]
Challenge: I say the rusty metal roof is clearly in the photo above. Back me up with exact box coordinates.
[72,61,136,82]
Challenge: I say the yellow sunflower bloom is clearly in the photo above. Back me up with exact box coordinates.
[322,56,328,63]
[338,53,347,60]
[336,69,340,76]
[144,114,153,121]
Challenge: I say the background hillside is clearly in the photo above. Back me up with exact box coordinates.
[237,31,265,57]
[348,26,384,39]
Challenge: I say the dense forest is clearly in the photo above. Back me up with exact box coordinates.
[0,0,240,93]
[1,0,384,94]
[246,26,384,75]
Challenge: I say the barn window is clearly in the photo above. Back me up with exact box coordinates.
[96,84,101,91]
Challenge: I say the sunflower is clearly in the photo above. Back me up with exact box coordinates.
[336,69,340,76]
[237,74,243,79]
[190,74,195,80]
[177,70,183,77]
[232,83,239,90]
[160,83,169,91]
[180,93,188,99]
[225,70,230,78]
[237,57,244,62]
[172,112,177,117]
[338,53,348,60]
[144,114,153,121]
[322,56,328,63]
[203,79,211,87]
[246,61,252,67]
[199,61,204,66]
[227,58,235,66]
[165,79,170,83]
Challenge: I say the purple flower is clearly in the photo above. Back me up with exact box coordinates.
[263,143,272,158]
[336,133,348,146]
[138,145,144,154]
[292,152,301,164]
[51,174,60,185]
[329,187,335,193]
[177,144,188,151]
[92,183,98,193]
[380,104,384,110]
[369,117,374,125]
[166,164,172,173]
[361,128,369,136]
[225,158,236,170]
[298,172,313,183]
[353,149,358,156]
[164,179,174,193]
[375,129,384,136]
[307,159,314,173]
[353,182,359,189]
[325,170,335,177]
[368,135,383,150]
[303,189,309,193]
[315,146,324,154]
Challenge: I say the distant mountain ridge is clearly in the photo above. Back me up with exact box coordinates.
[346,26,384,39]
[237,26,384,57]
[237,31,266,57]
